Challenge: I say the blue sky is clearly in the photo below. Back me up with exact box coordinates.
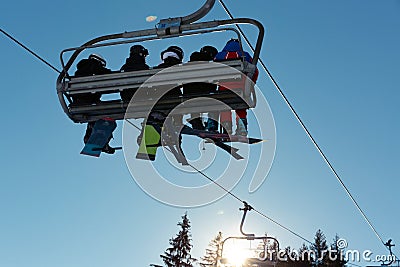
[1,1,399,267]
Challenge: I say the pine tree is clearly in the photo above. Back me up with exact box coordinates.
[161,213,196,267]
[298,243,313,267]
[256,233,279,262]
[200,232,223,267]
[311,229,329,267]
[326,235,346,267]
[284,246,296,263]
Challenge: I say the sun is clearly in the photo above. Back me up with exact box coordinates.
[222,244,253,267]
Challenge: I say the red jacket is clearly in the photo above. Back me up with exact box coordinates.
[216,51,258,91]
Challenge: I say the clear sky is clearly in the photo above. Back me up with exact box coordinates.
[1,1,399,267]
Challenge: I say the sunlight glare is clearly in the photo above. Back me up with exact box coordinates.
[223,244,253,267]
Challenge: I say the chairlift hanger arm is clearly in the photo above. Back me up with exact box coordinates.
[240,201,256,238]
[181,0,216,25]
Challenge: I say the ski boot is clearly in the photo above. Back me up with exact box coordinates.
[236,118,248,136]
[189,117,205,130]
[206,118,218,132]
[102,144,116,154]
[221,121,232,135]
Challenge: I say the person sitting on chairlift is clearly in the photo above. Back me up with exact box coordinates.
[74,54,115,154]
[156,45,184,68]
[153,45,185,121]
[73,53,112,105]
[155,45,184,98]
[183,46,218,130]
[136,46,185,161]
[120,45,150,103]
[214,39,259,136]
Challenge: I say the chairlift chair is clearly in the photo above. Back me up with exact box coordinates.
[218,203,279,267]
[56,0,264,124]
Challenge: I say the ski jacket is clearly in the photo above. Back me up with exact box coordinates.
[120,54,150,72]
[73,58,112,105]
[214,40,253,63]
[183,51,217,95]
[155,57,183,97]
[214,40,258,91]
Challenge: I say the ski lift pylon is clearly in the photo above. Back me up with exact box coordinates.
[56,0,264,123]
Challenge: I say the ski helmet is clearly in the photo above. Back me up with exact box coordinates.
[89,53,106,67]
[130,45,149,57]
[161,46,184,61]
[200,45,218,60]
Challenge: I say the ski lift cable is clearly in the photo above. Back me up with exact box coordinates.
[0,28,61,74]
[252,209,312,245]
[217,0,390,250]
[125,119,313,245]
[187,162,245,204]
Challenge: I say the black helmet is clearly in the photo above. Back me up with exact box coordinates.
[89,53,106,66]
[200,45,218,60]
[130,45,149,57]
[189,51,203,62]
[161,45,184,61]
